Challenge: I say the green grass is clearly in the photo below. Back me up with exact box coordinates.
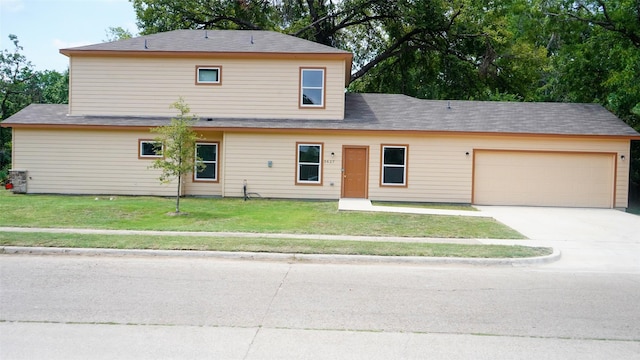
[0,192,524,239]
[0,232,549,258]
[0,192,544,258]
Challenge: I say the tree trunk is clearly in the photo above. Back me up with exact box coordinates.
[176,173,181,213]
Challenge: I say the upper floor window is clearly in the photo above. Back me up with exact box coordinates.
[381,145,408,186]
[138,139,163,159]
[296,143,323,185]
[196,66,221,85]
[194,142,219,182]
[300,68,325,108]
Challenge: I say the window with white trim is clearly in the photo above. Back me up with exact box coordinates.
[300,68,325,107]
[139,140,163,158]
[297,143,322,184]
[196,66,221,84]
[381,145,407,186]
[194,142,218,181]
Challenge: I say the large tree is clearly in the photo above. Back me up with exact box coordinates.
[542,0,640,126]
[1,35,34,120]
[349,0,552,101]
[541,0,640,195]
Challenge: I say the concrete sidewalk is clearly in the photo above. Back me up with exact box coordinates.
[338,198,490,217]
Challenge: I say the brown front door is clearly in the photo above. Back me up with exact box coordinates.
[342,146,368,198]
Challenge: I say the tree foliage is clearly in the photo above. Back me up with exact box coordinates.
[542,0,640,192]
[150,98,203,213]
[1,34,34,121]
[104,26,135,42]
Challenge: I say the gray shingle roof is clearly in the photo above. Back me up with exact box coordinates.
[3,93,639,138]
[60,30,351,55]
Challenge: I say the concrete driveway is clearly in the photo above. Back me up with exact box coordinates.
[476,206,640,274]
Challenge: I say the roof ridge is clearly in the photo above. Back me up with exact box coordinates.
[61,29,352,55]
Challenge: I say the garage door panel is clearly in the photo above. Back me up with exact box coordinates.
[473,151,614,208]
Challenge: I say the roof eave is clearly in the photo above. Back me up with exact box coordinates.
[5,122,640,140]
[59,48,350,59]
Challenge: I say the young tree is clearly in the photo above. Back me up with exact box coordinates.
[150,98,203,214]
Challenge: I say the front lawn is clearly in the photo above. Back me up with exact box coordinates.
[0,192,524,239]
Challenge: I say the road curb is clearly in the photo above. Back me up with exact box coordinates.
[0,246,561,266]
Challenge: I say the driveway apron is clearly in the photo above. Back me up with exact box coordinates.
[476,206,640,273]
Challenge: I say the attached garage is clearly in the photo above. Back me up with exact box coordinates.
[473,150,616,208]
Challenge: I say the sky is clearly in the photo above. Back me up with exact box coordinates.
[0,0,139,72]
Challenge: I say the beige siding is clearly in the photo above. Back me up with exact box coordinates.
[222,133,484,202]
[69,57,346,120]
[222,132,344,199]
[12,127,631,208]
[12,128,177,196]
[222,132,631,207]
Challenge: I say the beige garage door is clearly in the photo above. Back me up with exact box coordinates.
[473,150,615,208]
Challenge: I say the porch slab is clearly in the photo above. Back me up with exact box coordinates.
[338,199,490,217]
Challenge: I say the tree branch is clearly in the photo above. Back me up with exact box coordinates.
[334,14,394,32]
[548,3,640,48]
[350,29,421,83]
[291,0,381,37]
[187,14,263,30]
[349,4,466,84]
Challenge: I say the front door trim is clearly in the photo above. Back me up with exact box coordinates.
[341,145,369,198]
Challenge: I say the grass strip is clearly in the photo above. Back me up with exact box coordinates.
[0,232,550,258]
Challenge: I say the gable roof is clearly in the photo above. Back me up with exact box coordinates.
[4,94,639,138]
[60,29,353,86]
[60,29,351,56]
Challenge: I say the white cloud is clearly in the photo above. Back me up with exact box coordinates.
[52,38,93,50]
[0,0,24,13]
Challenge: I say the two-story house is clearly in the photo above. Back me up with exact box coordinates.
[3,30,640,208]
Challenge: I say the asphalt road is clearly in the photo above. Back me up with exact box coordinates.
[1,254,639,359]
